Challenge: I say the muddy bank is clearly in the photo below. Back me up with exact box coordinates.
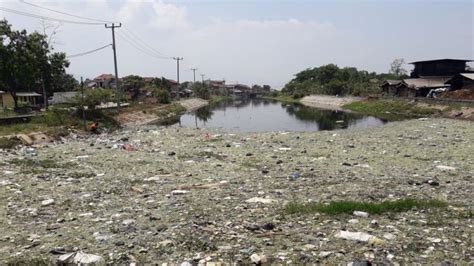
[0,118,472,264]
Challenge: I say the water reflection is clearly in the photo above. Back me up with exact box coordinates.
[177,98,386,132]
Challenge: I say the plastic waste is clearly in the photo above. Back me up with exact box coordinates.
[25,147,37,156]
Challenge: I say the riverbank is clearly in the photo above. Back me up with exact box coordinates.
[300,95,362,110]
[297,95,474,121]
[1,118,472,264]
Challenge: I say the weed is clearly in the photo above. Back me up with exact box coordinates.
[6,256,52,266]
[283,198,447,215]
[8,158,76,169]
[342,100,439,120]
[0,137,22,149]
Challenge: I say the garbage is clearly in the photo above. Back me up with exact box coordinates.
[353,211,369,217]
[41,199,55,206]
[25,147,37,156]
[335,230,373,242]
[171,190,190,195]
[291,171,301,180]
[0,118,471,263]
[57,252,104,265]
[436,165,456,171]
[245,197,275,204]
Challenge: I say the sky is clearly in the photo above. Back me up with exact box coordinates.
[1,0,473,89]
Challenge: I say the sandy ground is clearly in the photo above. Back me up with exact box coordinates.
[300,95,362,110]
[0,118,472,264]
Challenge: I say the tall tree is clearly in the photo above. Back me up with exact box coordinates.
[0,19,70,109]
[389,58,408,77]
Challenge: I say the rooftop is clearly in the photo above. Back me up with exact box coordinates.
[409,59,473,64]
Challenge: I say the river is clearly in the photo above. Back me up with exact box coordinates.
[177,98,385,132]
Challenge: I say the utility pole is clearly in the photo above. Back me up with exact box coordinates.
[173,57,183,100]
[201,74,205,83]
[190,68,198,83]
[80,76,86,131]
[105,23,122,107]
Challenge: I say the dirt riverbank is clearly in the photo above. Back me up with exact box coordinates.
[300,95,362,110]
[0,118,472,264]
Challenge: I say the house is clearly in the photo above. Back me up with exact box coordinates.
[396,77,451,97]
[410,59,472,78]
[445,73,474,91]
[0,91,42,109]
[381,80,402,95]
[88,74,116,88]
[205,80,227,95]
[50,91,79,105]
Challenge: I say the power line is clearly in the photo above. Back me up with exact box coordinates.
[19,0,116,24]
[123,26,171,58]
[67,44,112,58]
[116,31,171,60]
[119,30,171,59]
[0,7,104,25]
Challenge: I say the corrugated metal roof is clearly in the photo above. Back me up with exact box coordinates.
[400,77,451,89]
[409,58,473,64]
[460,73,474,80]
[382,80,401,85]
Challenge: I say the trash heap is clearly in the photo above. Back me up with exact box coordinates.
[0,118,472,264]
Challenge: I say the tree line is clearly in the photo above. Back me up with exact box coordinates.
[281,61,408,97]
[0,19,77,109]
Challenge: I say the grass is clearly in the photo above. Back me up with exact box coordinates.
[283,198,447,215]
[261,95,302,104]
[9,158,76,169]
[209,95,233,105]
[342,99,439,120]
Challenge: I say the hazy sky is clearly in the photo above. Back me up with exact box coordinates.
[1,0,473,88]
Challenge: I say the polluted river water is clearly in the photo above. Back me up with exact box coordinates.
[176,98,385,132]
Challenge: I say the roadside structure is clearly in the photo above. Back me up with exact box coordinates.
[0,91,42,109]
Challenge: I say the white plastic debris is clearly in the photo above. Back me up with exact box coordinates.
[171,190,190,195]
[353,211,369,217]
[245,197,274,204]
[41,199,55,206]
[436,165,456,171]
[58,252,104,265]
[335,230,373,242]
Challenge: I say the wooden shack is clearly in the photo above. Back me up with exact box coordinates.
[445,73,474,91]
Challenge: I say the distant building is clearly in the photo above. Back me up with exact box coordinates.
[87,74,116,89]
[410,59,471,78]
[382,58,473,97]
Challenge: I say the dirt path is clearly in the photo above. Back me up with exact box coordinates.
[300,95,362,110]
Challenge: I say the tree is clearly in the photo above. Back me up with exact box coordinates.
[121,75,144,100]
[0,19,70,109]
[389,58,408,77]
[193,82,210,99]
[153,89,170,104]
[72,88,112,110]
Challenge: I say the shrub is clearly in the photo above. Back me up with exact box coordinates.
[154,89,170,104]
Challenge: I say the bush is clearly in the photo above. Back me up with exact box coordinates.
[154,89,170,104]
[72,88,113,109]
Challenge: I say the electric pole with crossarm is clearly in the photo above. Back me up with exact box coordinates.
[173,57,183,100]
[105,23,122,107]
